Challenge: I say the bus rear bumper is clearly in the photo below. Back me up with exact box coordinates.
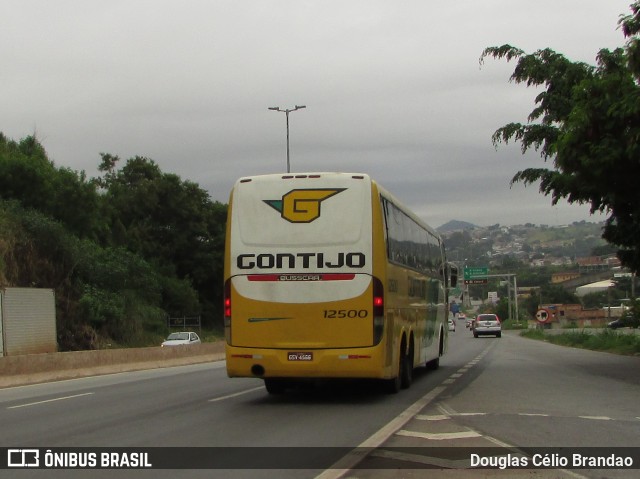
[225,344,389,379]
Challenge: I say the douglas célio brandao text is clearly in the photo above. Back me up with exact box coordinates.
[471,453,634,469]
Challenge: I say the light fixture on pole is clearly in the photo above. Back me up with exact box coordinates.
[268,105,306,173]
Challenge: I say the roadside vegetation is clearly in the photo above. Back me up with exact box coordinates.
[101,328,224,349]
[520,328,640,356]
[0,134,226,350]
[481,2,640,274]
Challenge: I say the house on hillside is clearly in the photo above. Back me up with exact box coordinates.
[517,286,540,299]
[577,255,620,273]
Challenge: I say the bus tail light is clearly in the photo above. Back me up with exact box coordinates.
[373,276,384,345]
[224,280,231,342]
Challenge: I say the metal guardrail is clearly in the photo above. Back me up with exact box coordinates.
[167,316,201,331]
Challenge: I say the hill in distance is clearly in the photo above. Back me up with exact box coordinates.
[437,220,477,233]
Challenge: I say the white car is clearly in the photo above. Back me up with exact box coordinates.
[448,318,456,332]
[161,331,201,347]
[473,314,501,338]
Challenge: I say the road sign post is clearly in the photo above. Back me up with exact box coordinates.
[461,268,519,322]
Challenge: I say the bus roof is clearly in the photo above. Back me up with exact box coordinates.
[231,172,442,243]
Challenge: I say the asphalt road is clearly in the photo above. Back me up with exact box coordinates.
[2,323,639,478]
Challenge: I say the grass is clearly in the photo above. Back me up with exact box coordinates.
[501,320,528,330]
[101,327,224,349]
[520,328,640,356]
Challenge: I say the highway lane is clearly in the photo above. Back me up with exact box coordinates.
[0,360,455,448]
[0,328,484,478]
[440,328,640,446]
[2,323,639,478]
[351,326,640,479]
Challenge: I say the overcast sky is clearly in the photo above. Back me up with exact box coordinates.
[2,0,633,228]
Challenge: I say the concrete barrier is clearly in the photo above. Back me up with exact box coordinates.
[0,342,226,388]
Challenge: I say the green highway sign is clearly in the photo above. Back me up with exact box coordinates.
[464,266,488,280]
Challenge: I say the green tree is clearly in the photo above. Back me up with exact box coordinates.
[0,134,102,239]
[0,200,172,349]
[480,2,640,274]
[98,155,227,325]
[495,297,510,321]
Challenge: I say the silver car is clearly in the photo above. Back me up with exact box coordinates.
[473,314,501,338]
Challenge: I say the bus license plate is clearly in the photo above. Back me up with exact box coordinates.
[288,352,313,361]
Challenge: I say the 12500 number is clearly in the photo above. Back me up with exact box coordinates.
[323,310,368,318]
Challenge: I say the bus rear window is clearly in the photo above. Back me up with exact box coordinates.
[234,178,371,247]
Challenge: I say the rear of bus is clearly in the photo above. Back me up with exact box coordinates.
[224,173,386,387]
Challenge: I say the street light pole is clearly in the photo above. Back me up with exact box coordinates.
[268,105,306,173]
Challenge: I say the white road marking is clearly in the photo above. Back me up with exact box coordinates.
[396,429,481,440]
[483,434,518,449]
[208,386,264,402]
[8,392,94,409]
[578,416,612,421]
[359,385,448,448]
[415,414,449,421]
[315,343,498,479]
[314,385,447,479]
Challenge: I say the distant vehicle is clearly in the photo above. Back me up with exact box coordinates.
[608,319,624,329]
[466,317,474,329]
[161,332,201,347]
[448,318,456,332]
[473,314,501,338]
[607,316,639,329]
[458,313,466,320]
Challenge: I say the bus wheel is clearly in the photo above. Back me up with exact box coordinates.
[427,329,443,370]
[400,348,413,389]
[383,354,403,394]
[427,357,440,370]
[264,379,286,395]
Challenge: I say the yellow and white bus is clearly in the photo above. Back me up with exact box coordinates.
[224,172,456,393]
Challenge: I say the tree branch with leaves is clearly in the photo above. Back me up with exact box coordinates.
[480,2,640,273]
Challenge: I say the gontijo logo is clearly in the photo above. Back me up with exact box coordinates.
[263,188,346,223]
